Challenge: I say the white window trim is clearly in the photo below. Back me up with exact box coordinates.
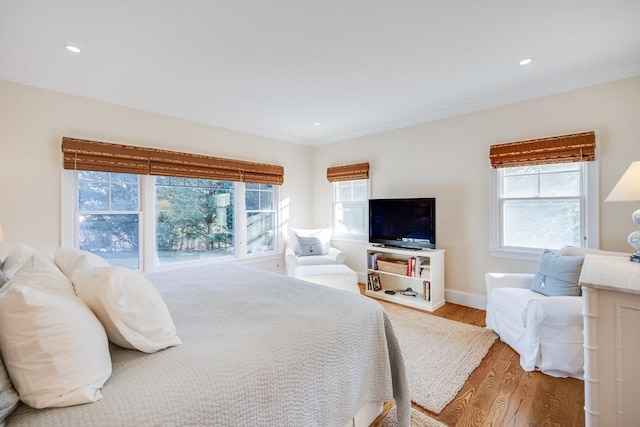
[330,179,371,242]
[489,160,599,261]
[62,171,281,272]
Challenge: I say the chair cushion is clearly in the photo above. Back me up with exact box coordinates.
[491,287,546,327]
[531,249,584,296]
[295,254,336,267]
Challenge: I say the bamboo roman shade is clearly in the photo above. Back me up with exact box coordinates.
[326,162,370,182]
[62,137,284,185]
[489,131,596,168]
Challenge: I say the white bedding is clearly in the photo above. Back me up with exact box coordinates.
[6,263,410,426]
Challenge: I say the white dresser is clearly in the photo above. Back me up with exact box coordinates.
[580,254,640,427]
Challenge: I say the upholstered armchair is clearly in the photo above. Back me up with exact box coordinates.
[485,246,629,379]
[284,228,346,277]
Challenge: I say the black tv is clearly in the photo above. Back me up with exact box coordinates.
[369,198,436,250]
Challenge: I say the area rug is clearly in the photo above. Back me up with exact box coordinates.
[379,301,497,414]
[379,406,448,427]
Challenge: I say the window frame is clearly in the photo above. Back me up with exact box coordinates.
[62,171,280,271]
[330,178,370,242]
[489,161,599,261]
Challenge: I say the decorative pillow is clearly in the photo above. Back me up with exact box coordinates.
[0,356,19,424]
[72,266,181,353]
[531,249,585,296]
[0,259,111,409]
[290,228,332,256]
[295,235,324,256]
[53,247,110,280]
[1,243,40,280]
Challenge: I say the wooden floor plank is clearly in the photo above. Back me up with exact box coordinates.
[360,289,585,427]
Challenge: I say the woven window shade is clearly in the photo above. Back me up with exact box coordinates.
[62,137,284,185]
[489,131,596,168]
[326,162,369,182]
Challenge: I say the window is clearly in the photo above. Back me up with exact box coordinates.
[245,183,276,254]
[331,179,369,239]
[490,161,598,260]
[76,172,141,269]
[66,171,278,270]
[156,177,235,264]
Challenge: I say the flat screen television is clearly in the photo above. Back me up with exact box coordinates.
[369,198,436,250]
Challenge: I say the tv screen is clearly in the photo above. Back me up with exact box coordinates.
[369,198,436,250]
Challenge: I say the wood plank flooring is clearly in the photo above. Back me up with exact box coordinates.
[362,286,585,427]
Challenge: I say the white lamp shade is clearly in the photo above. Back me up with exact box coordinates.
[605,161,640,202]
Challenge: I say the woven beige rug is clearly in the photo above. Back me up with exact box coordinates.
[379,301,497,414]
[379,406,448,427]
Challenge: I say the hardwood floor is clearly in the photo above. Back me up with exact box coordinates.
[362,286,585,427]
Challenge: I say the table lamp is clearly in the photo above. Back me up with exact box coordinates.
[605,161,640,263]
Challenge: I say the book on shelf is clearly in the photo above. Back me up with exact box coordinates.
[368,252,382,270]
[411,256,431,278]
[367,272,382,291]
[422,280,430,301]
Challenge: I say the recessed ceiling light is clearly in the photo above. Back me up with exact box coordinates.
[313,122,321,126]
[64,44,82,53]
[519,58,533,66]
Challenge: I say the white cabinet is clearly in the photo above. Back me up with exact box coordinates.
[365,245,445,312]
[580,255,640,427]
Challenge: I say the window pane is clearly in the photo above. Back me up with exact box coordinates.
[539,171,580,197]
[334,202,366,235]
[111,173,137,183]
[156,178,234,264]
[503,165,539,176]
[111,183,138,211]
[503,175,538,198]
[78,171,109,181]
[337,184,351,202]
[352,180,367,201]
[79,181,109,211]
[246,190,259,210]
[247,212,275,254]
[540,162,580,173]
[503,199,581,249]
[79,214,139,269]
[259,187,274,210]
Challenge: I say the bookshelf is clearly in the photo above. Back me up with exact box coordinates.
[365,245,445,312]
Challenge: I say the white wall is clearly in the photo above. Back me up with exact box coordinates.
[0,80,313,266]
[311,76,640,307]
[2,77,638,305]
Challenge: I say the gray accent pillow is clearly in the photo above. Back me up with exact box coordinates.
[0,356,19,424]
[531,249,584,296]
[295,236,324,256]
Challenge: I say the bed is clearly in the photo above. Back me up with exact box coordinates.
[2,257,410,426]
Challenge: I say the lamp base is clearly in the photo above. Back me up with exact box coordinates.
[630,254,640,264]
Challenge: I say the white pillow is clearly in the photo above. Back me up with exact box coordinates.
[72,266,181,353]
[0,259,111,409]
[1,243,40,280]
[53,248,110,280]
[289,228,332,255]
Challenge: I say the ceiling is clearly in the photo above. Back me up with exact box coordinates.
[1,1,639,146]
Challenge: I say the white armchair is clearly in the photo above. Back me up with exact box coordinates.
[485,246,629,379]
[284,228,346,277]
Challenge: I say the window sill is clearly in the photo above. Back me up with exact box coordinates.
[489,248,544,262]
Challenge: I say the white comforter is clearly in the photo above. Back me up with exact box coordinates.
[6,263,409,427]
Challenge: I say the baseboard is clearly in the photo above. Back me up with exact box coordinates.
[358,272,487,310]
[445,289,487,310]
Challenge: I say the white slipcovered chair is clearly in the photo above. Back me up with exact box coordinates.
[485,246,629,379]
[284,228,346,277]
